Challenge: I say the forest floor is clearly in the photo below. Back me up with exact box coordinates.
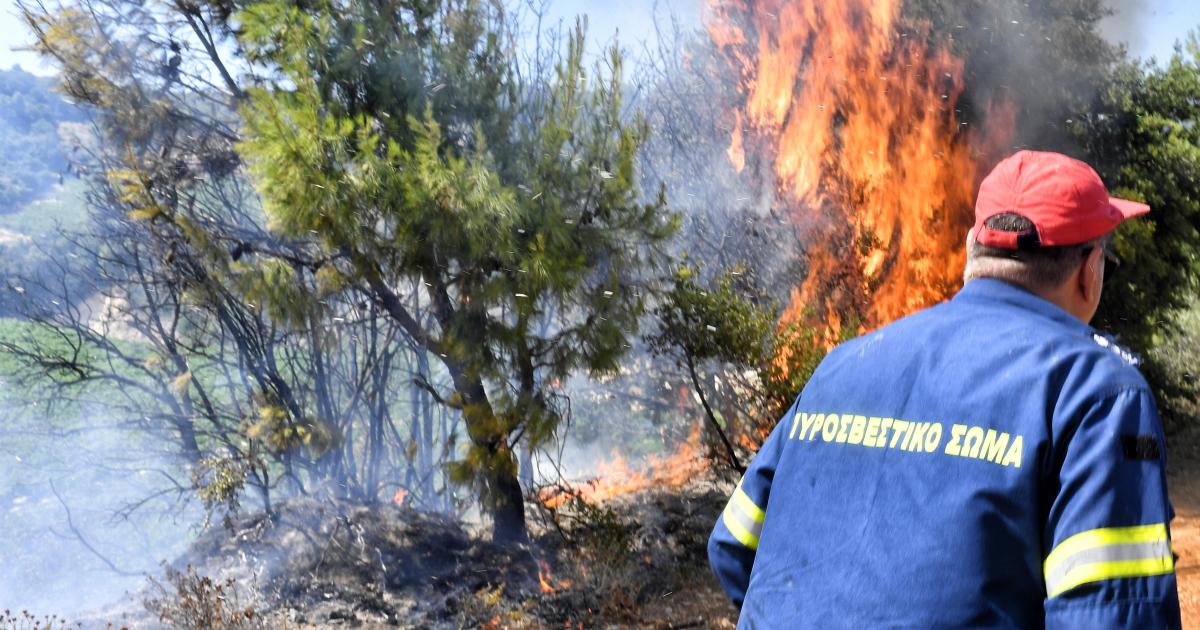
[80,479,741,629]
[1166,430,1200,628]
[1172,486,1200,628]
[77,442,1200,629]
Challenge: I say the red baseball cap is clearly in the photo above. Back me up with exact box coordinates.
[972,150,1149,249]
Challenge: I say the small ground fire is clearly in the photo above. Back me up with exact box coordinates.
[537,424,706,509]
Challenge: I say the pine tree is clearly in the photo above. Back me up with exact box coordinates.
[236,0,676,542]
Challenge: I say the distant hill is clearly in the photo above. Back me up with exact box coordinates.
[0,65,86,213]
[0,67,92,316]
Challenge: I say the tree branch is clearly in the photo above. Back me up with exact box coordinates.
[49,479,143,577]
[685,355,744,474]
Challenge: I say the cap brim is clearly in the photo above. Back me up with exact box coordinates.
[1110,196,1150,218]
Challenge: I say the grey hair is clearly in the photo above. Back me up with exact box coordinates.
[963,213,1109,292]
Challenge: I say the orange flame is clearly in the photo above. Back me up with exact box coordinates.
[392,487,408,507]
[538,559,573,594]
[707,0,1013,340]
[537,424,706,509]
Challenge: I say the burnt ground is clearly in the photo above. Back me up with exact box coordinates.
[79,479,740,629]
[73,451,1200,629]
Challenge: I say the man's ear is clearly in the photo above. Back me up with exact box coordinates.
[1078,246,1103,305]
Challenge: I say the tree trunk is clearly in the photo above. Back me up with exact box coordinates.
[488,461,527,545]
[355,261,527,542]
[457,372,527,544]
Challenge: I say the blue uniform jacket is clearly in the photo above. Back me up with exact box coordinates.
[709,278,1180,629]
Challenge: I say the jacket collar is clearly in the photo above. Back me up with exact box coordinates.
[953,278,1095,335]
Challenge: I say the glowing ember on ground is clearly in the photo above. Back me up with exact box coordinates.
[537,559,574,594]
[707,0,1013,341]
[538,424,706,509]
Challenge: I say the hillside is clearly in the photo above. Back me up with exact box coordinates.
[0,66,91,316]
[0,65,85,213]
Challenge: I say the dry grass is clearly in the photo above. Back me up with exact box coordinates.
[0,611,82,630]
[143,566,278,630]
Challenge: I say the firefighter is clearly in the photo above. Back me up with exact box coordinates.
[708,150,1181,628]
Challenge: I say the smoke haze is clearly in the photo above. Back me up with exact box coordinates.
[0,392,197,616]
[1099,0,1151,56]
[527,0,703,57]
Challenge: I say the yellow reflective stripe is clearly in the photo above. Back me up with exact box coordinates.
[732,485,765,524]
[722,502,760,549]
[1049,556,1174,598]
[721,482,766,550]
[1045,524,1167,576]
[1044,523,1174,597]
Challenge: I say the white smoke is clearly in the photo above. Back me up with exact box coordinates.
[0,392,199,618]
[510,0,702,63]
[1098,0,1152,57]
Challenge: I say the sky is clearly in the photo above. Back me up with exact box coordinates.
[0,0,1196,75]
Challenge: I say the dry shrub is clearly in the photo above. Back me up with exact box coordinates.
[555,497,645,620]
[143,566,279,630]
[0,611,88,630]
[457,584,536,629]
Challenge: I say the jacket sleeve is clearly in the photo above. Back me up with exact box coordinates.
[1043,387,1181,629]
[707,401,794,608]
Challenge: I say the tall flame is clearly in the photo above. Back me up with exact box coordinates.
[708,0,1013,339]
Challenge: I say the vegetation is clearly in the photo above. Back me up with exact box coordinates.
[648,265,831,468]
[0,610,81,630]
[1153,297,1200,432]
[908,3,1200,417]
[13,0,678,546]
[144,567,274,630]
[0,88,89,317]
[13,0,473,554]
[235,0,677,542]
[1081,37,1200,420]
[0,0,1198,623]
[0,66,84,212]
